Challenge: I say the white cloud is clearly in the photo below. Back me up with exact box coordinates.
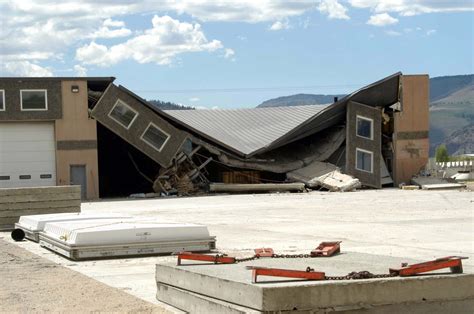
[89,19,132,39]
[0,1,331,75]
[1,61,53,77]
[171,1,316,23]
[224,48,235,59]
[74,64,87,76]
[317,0,350,20]
[189,97,200,102]
[1,0,470,75]
[385,30,402,36]
[103,18,125,28]
[76,15,224,67]
[299,17,311,29]
[269,20,290,31]
[349,0,473,16]
[367,13,398,26]
[426,29,437,36]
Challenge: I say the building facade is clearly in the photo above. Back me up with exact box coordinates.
[0,77,113,199]
[0,73,430,199]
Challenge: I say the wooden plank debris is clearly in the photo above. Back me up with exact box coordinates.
[209,183,305,193]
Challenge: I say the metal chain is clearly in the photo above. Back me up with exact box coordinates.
[325,271,398,280]
[271,253,312,259]
[235,255,259,263]
[234,254,398,280]
[235,253,314,263]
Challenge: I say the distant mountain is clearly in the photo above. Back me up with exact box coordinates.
[148,99,194,110]
[257,93,345,108]
[257,74,473,156]
[429,79,473,155]
[429,74,473,102]
[442,124,474,156]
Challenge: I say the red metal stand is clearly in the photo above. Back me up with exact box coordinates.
[246,266,325,283]
[177,252,236,265]
[254,248,274,257]
[310,241,341,257]
[389,256,467,276]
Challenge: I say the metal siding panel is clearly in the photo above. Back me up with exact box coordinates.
[165,105,328,156]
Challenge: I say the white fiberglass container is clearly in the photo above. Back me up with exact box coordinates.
[39,220,216,260]
[14,213,132,242]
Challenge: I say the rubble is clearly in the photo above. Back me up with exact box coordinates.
[287,160,361,191]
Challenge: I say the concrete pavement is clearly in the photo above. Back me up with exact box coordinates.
[1,188,472,310]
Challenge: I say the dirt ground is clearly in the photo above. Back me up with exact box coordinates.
[0,239,168,313]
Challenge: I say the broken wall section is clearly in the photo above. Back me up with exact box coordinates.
[91,84,189,168]
[393,75,430,185]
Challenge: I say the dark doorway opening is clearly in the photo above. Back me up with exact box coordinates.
[97,123,160,198]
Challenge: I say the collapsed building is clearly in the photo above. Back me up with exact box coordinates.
[0,72,429,199]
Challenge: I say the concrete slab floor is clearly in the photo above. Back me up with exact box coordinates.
[155,257,474,312]
[1,188,473,311]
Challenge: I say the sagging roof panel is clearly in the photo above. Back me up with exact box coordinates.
[263,72,401,154]
[164,105,328,156]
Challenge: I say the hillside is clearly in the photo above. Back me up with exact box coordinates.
[442,124,474,155]
[257,74,474,155]
[147,99,194,110]
[257,93,345,108]
[429,74,473,102]
[429,77,474,155]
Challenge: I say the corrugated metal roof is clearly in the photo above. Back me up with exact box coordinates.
[164,105,328,156]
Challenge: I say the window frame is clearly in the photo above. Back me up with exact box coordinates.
[140,122,171,152]
[20,89,48,111]
[355,148,374,173]
[356,115,374,140]
[108,99,139,130]
[0,90,5,111]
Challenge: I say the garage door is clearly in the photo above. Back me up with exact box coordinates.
[0,122,56,188]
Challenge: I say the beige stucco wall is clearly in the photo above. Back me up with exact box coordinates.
[55,80,99,199]
[393,75,430,185]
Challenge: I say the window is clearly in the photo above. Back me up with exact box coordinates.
[356,148,373,173]
[0,176,10,180]
[21,90,47,110]
[0,90,4,111]
[40,174,52,179]
[108,99,138,129]
[19,175,31,180]
[356,115,373,140]
[141,123,170,152]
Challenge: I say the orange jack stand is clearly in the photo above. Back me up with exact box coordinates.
[254,248,274,257]
[177,252,236,265]
[389,256,467,277]
[246,266,325,283]
[311,241,341,257]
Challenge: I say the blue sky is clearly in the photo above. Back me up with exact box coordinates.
[1,1,472,108]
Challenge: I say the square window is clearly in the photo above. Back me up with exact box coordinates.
[21,90,48,110]
[141,123,170,152]
[108,99,138,129]
[356,115,373,140]
[0,90,4,111]
[356,148,373,173]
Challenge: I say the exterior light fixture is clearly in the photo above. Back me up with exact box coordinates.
[71,85,79,93]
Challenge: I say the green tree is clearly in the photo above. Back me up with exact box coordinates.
[435,144,449,162]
